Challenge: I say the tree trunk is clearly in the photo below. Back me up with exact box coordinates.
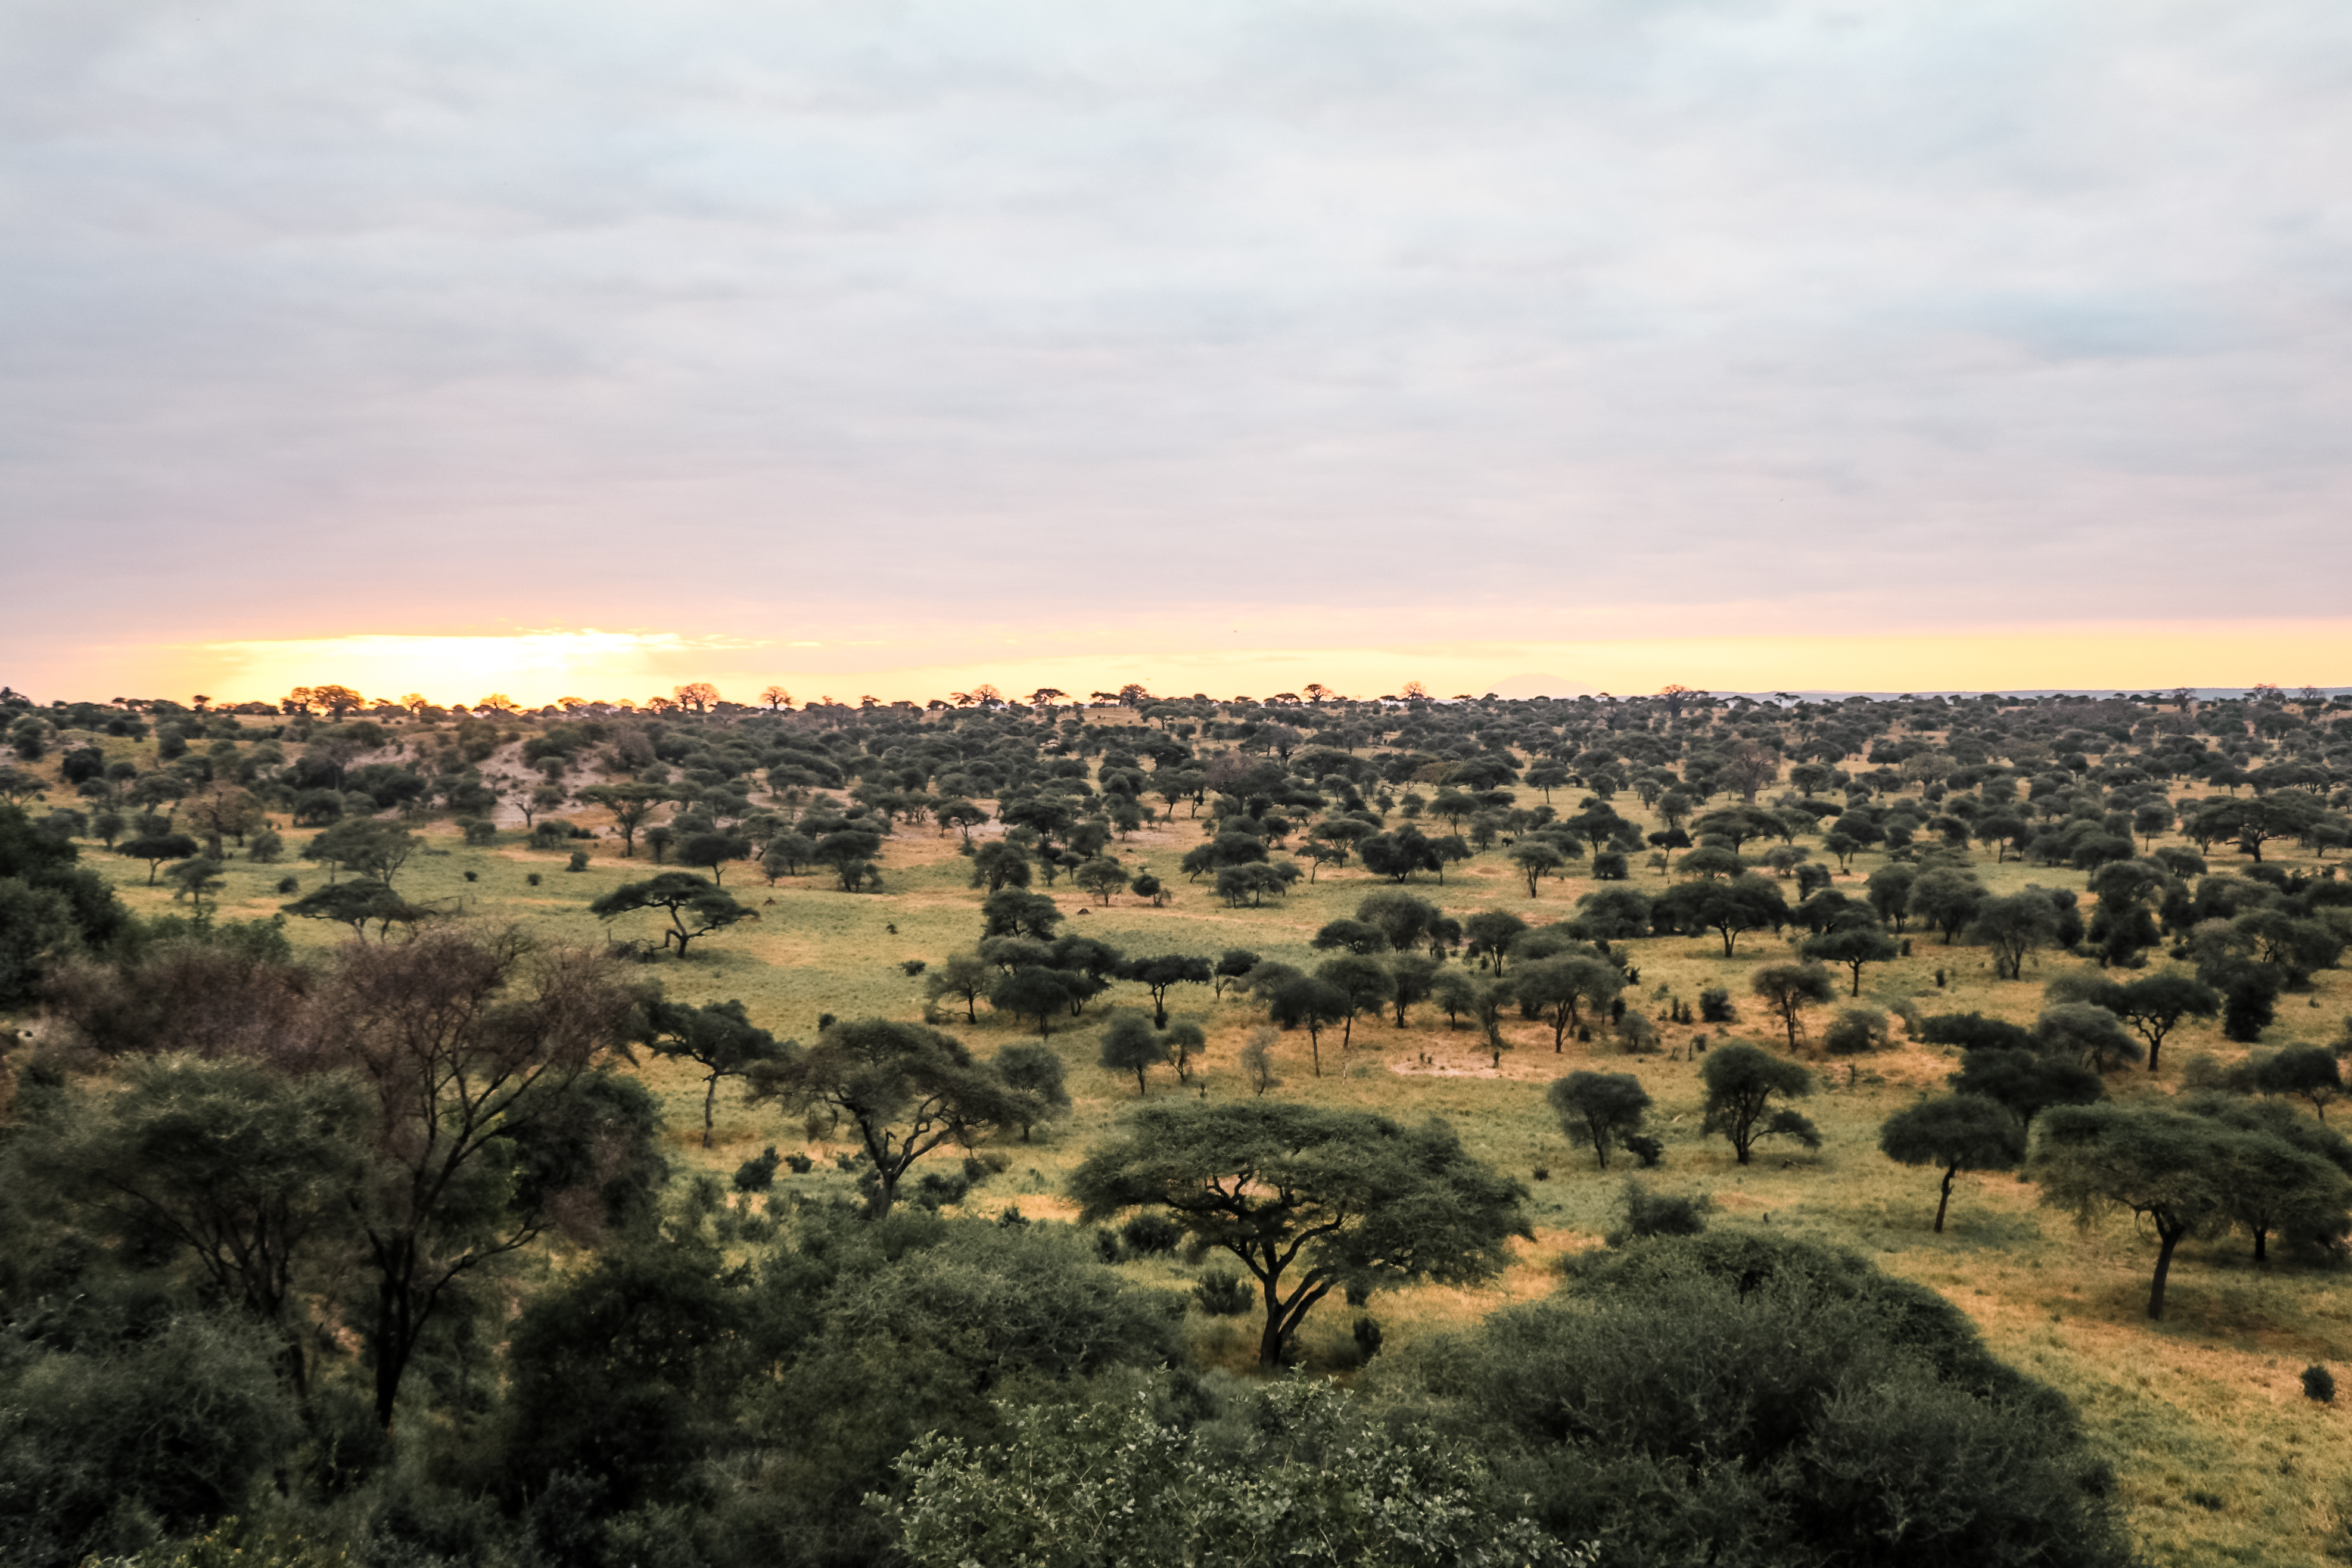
[1258,1275,1287,1368]
[2147,1224,2182,1320]
[371,1246,415,1428]
[702,1072,720,1147]
[1935,1164,1955,1233]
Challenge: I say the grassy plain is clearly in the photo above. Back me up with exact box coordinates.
[33,717,2352,1567]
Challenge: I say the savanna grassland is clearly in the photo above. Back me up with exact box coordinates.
[8,686,2352,1566]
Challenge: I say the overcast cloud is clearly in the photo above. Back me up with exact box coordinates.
[4,0,2350,665]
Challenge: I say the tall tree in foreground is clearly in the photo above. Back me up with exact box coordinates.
[1879,1094,2026,1232]
[31,1054,371,1398]
[1070,1101,1529,1367]
[316,929,643,1424]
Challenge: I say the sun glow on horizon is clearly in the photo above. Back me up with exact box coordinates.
[104,620,2352,713]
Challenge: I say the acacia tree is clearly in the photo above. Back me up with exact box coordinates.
[317,929,641,1424]
[1116,953,1212,1027]
[308,819,421,887]
[1700,1044,1820,1164]
[1878,1094,2025,1232]
[1098,1011,1170,1095]
[33,1054,371,1398]
[579,783,671,857]
[117,830,200,885]
[1801,921,1899,997]
[1070,1100,1530,1367]
[1970,892,2061,980]
[994,1042,1070,1140]
[590,872,754,957]
[751,1018,1032,1218]
[632,997,789,1146]
[1749,962,1837,1053]
[1547,1071,1652,1169]
[1508,841,1568,896]
[2096,973,2221,1074]
[1515,956,1620,1051]
[2033,1103,2236,1320]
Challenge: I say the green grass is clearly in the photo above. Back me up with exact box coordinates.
[30,733,2352,1567]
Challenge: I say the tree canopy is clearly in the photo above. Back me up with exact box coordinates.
[1070,1100,1529,1367]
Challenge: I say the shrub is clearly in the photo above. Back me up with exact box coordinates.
[913,1171,971,1209]
[1610,1180,1713,1244]
[1352,1315,1385,1362]
[1616,1013,1660,1054]
[567,850,589,872]
[783,1152,814,1174]
[1824,1007,1891,1054]
[274,875,300,895]
[1121,1212,1182,1255]
[1699,987,1737,1023]
[525,872,542,886]
[2304,1364,2336,1403]
[1196,1268,1252,1317]
[734,1146,781,1191]
[1396,1232,2133,1568]
[901,959,928,976]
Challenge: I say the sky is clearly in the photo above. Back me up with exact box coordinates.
[5,0,2350,706]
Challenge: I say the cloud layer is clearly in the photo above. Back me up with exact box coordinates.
[5,0,2350,683]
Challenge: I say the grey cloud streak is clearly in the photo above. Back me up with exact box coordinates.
[4,0,2350,652]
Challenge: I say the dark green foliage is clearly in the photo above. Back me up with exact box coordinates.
[1098,1011,1170,1094]
[1194,1269,1252,1316]
[1823,1006,1890,1054]
[0,802,133,1006]
[1918,1011,2036,1051]
[590,871,755,957]
[1880,1094,2026,1231]
[1970,891,2063,979]
[634,997,791,1147]
[1800,920,1899,996]
[1700,1044,1819,1163]
[1697,986,1735,1023]
[0,1310,303,1566]
[2304,1364,2335,1403]
[1379,1231,2130,1568]
[1610,1180,1712,1243]
[1547,1071,1651,1169]
[2034,1104,2250,1318]
[749,1018,1034,1218]
[736,1146,782,1191]
[1120,1212,1181,1255]
[1948,1047,2104,1127]
[1072,1100,1530,1366]
[2257,1044,2343,1120]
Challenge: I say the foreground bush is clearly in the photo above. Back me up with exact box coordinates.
[1373,1231,2132,1568]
